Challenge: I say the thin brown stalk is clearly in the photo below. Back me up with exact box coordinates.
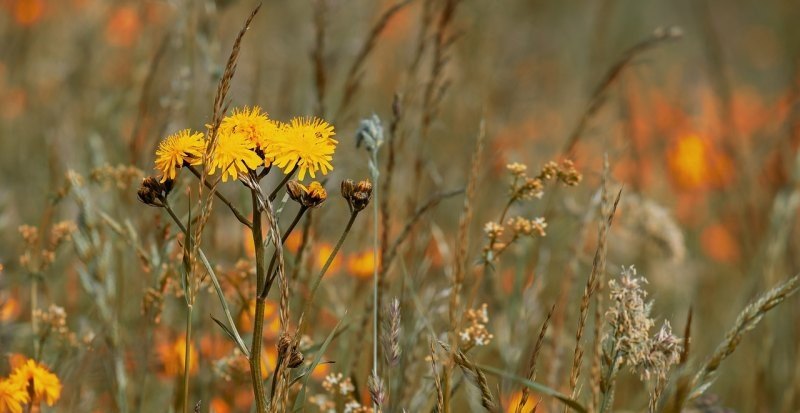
[589,156,611,412]
[382,187,464,271]
[431,340,444,413]
[517,304,555,413]
[312,0,328,117]
[561,26,682,156]
[186,165,252,228]
[680,307,693,366]
[687,274,800,403]
[567,187,622,405]
[337,0,413,119]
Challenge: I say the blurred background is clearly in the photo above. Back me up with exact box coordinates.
[2,0,800,412]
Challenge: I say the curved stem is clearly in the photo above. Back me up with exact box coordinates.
[269,166,298,201]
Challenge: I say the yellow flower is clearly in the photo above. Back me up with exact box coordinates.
[208,131,263,182]
[219,106,281,163]
[265,117,337,180]
[8,359,61,407]
[154,129,205,182]
[0,378,29,413]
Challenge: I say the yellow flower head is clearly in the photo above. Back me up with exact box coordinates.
[219,106,281,163]
[8,360,61,407]
[265,117,337,180]
[208,131,263,182]
[0,378,29,413]
[154,129,205,183]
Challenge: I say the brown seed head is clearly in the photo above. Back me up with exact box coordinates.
[288,181,328,208]
[341,179,372,213]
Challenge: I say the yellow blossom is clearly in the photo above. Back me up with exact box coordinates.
[264,117,337,180]
[0,378,29,413]
[154,129,205,182]
[208,131,263,182]
[158,337,198,378]
[219,106,281,164]
[8,359,61,407]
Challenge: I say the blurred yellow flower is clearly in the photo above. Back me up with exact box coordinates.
[667,134,733,191]
[346,250,378,279]
[0,297,20,322]
[504,390,538,413]
[0,378,29,413]
[316,243,341,275]
[154,129,205,182]
[219,106,281,164]
[158,337,198,378]
[8,359,61,407]
[208,131,263,182]
[264,117,337,180]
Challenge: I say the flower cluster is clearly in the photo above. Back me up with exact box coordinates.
[316,373,373,413]
[459,303,494,349]
[482,160,581,262]
[605,266,683,382]
[152,106,337,183]
[18,221,75,274]
[0,358,62,412]
[34,305,77,347]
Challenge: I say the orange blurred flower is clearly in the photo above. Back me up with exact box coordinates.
[315,242,341,274]
[504,390,541,413]
[0,297,20,322]
[239,299,280,339]
[310,360,331,380]
[285,230,305,254]
[158,336,198,378]
[9,0,45,26]
[346,250,378,279]
[105,5,141,47]
[209,397,231,413]
[701,223,740,264]
[667,134,733,191]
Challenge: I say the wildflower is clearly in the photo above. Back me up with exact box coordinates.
[286,181,328,208]
[154,129,205,182]
[605,266,654,368]
[483,221,504,239]
[556,159,582,186]
[636,321,682,381]
[508,216,547,237]
[219,106,281,163]
[265,117,337,180]
[0,378,28,413]
[208,131,263,182]
[506,162,527,176]
[341,179,373,213]
[459,303,494,349]
[8,359,62,407]
[315,243,342,274]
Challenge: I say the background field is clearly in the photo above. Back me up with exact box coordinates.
[2,0,800,412]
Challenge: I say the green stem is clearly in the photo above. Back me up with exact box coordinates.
[249,191,268,413]
[370,152,380,390]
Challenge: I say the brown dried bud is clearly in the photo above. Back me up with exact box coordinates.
[137,176,173,207]
[278,335,304,368]
[287,181,327,208]
[344,179,373,212]
[341,179,356,200]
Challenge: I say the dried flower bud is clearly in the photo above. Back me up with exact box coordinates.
[287,181,327,208]
[278,335,304,368]
[137,176,172,207]
[341,179,373,213]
